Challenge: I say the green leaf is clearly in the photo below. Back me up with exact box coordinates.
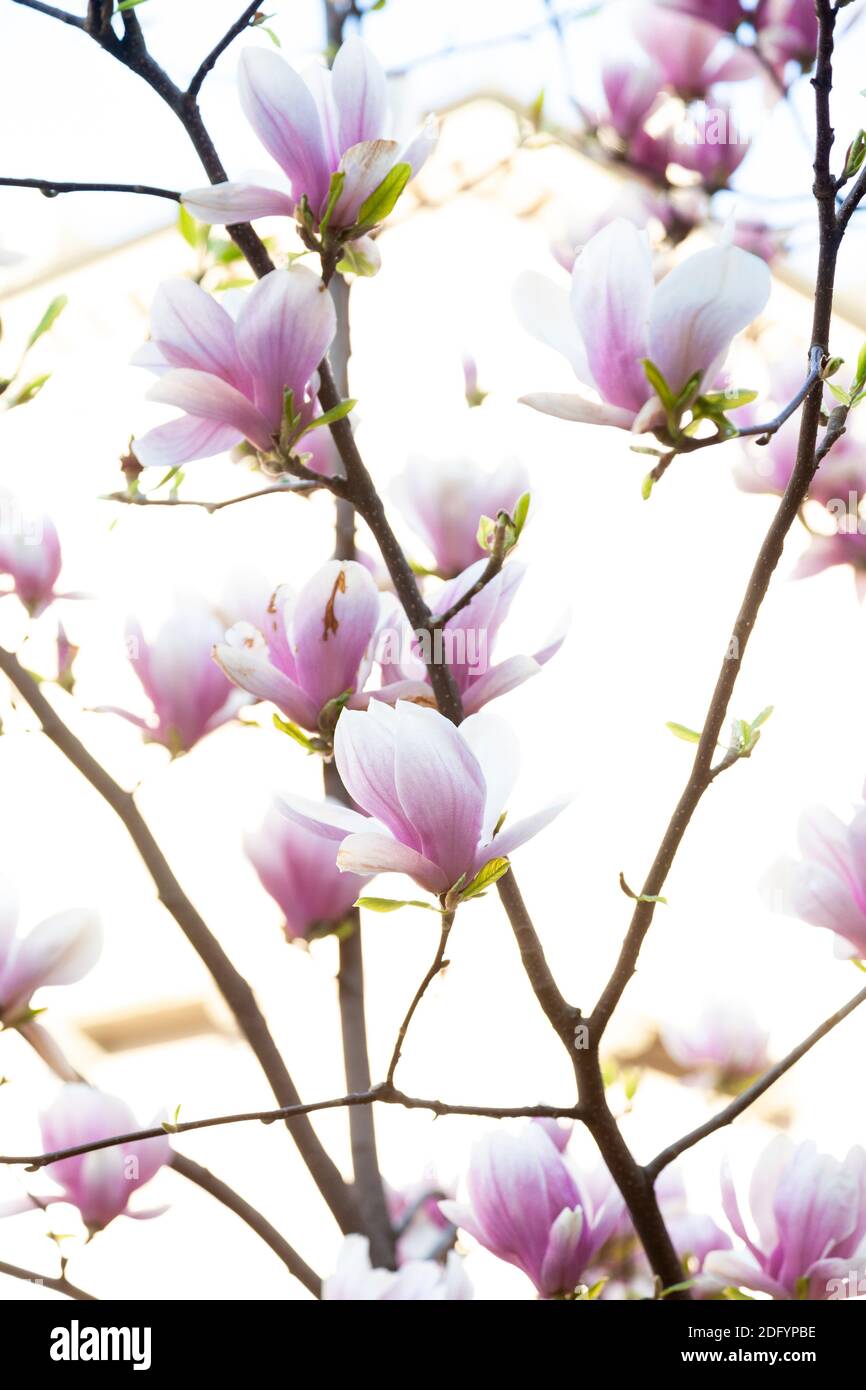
[209,237,244,265]
[318,170,346,237]
[641,358,675,411]
[178,204,207,249]
[296,398,356,438]
[26,295,67,350]
[458,856,511,902]
[117,0,149,9]
[9,373,50,406]
[272,712,316,752]
[512,491,531,536]
[659,1279,697,1298]
[476,514,497,551]
[827,382,851,405]
[336,242,380,277]
[354,896,441,914]
[846,130,866,178]
[700,387,758,411]
[261,25,281,46]
[641,472,654,501]
[751,704,774,730]
[356,162,412,228]
[666,721,701,743]
[722,1286,755,1300]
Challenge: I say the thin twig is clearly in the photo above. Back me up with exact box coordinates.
[0,176,180,201]
[101,479,321,512]
[0,1258,96,1300]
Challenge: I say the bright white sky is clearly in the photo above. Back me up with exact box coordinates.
[0,0,865,1302]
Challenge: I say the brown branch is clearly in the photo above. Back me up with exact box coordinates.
[0,175,180,201]
[171,1152,322,1298]
[646,978,866,1182]
[0,1087,585,1169]
[102,478,321,512]
[0,1258,96,1300]
[0,643,358,1236]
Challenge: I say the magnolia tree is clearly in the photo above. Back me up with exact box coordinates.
[1,0,866,1304]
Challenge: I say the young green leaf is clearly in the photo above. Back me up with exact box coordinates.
[641,359,675,411]
[356,162,412,228]
[318,171,346,238]
[354,897,441,914]
[26,295,68,351]
[296,398,357,438]
[272,712,316,752]
[458,856,511,902]
[666,721,701,743]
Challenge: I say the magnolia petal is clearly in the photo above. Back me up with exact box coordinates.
[331,36,389,149]
[133,415,243,469]
[235,267,336,428]
[401,115,439,178]
[290,560,380,714]
[648,242,771,398]
[519,391,636,429]
[459,710,520,842]
[147,369,273,452]
[337,831,448,893]
[570,218,654,412]
[238,47,331,210]
[278,791,376,843]
[392,702,487,888]
[214,635,319,727]
[462,655,541,716]
[485,796,571,862]
[512,271,593,385]
[148,278,245,384]
[180,182,295,225]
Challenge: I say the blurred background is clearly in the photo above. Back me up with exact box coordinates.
[1,0,866,1300]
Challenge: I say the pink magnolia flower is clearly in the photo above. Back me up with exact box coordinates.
[379,559,567,714]
[0,880,101,1027]
[755,0,818,75]
[600,59,663,141]
[792,532,866,600]
[766,799,866,959]
[215,560,380,731]
[0,500,63,616]
[245,801,369,941]
[668,104,751,188]
[323,1233,471,1300]
[662,999,770,1087]
[280,701,569,897]
[440,1124,621,1298]
[515,218,770,433]
[132,268,336,470]
[390,454,529,579]
[107,595,246,755]
[631,6,763,97]
[39,1084,171,1234]
[181,39,436,249]
[705,1137,866,1299]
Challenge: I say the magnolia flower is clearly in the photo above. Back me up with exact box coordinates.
[132,268,336,469]
[755,0,818,75]
[550,185,685,273]
[323,1233,471,1300]
[0,501,63,616]
[792,532,866,599]
[280,701,569,897]
[515,219,770,433]
[669,104,751,188]
[662,999,770,1087]
[600,59,663,141]
[245,801,369,941]
[705,1137,866,1299]
[107,595,245,755]
[391,454,529,578]
[181,39,436,251]
[440,1125,621,1298]
[0,881,101,1027]
[215,560,380,731]
[631,6,762,97]
[379,559,567,714]
[38,1084,171,1234]
[766,799,866,959]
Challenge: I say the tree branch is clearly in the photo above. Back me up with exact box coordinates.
[386,911,455,1087]
[0,175,180,201]
[171,1152,322,1298]
[0,1258,96,1300]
